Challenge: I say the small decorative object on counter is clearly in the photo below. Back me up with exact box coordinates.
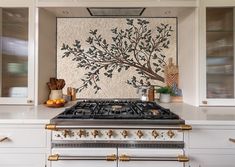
[171,83,183,103]
[164,58,183,103]
[49,90,63,100]
[67,87,77,101]
[47,78,65,100]
[137,86,149,101]
[148,85,155,102]
[157,86,173,103]
[46,98,66,108]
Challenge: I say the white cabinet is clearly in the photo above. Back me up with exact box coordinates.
[186,125,235,167]
[189,153,235,167]
[0,124,48,167]
[0,0,35,104]
[199,0,235,106]
[0,154,45,167]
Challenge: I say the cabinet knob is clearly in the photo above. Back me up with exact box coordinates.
[136,130,144,139]
[229,138,235,143]
[152,130,159,139]
[106,129,113,138]
[78,129,86,138]
[121,130,128,138]
[27,100,33,104]
[167,130,175,138]
[202,100,208,105]
[0,137,8,142]
[91,130,99,138]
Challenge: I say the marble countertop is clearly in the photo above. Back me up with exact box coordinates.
[0,102,235,125]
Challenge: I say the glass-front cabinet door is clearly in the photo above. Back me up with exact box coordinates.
[200,5,235,106]
[0,0,34,104]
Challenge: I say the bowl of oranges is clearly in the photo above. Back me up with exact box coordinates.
[45,98,66,108]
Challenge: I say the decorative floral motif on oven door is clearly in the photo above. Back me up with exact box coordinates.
[57,18,177,98]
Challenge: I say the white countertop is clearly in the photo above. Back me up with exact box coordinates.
[0,102,235,125]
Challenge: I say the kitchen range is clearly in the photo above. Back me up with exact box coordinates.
[46,99,192,167]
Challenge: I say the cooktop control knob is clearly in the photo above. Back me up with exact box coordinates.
[152,130,159,139]
[78,129,86,138]
[121,130,128,138]
[167,130,175,138]
[91,130,99,138]
[136,130,144,139]
[106,130,113,138]
[62,130,74,138]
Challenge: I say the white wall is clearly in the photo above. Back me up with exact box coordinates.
[40,7,198,105]
[178,8,198,106]
[143,7,198,105]
[37,8,57,104]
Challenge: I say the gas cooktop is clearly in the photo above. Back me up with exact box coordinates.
[51,100,184,125]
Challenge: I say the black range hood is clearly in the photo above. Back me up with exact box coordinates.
[87,7,145,16]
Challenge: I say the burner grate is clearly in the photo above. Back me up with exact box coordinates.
[54,100,180,120]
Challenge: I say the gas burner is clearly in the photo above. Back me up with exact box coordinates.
[53,100,180,121]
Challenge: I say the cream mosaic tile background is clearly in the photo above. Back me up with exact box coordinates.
[57,18,177,98]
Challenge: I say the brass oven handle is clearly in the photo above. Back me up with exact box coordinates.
[119,154,189,162]
[45,124,58,131]
[45,124,192,131]
[229,138,235,143]
[179,125,192,131]
[48,154,117,161]
[0,137,8,142]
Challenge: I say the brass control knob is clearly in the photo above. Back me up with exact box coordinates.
[167,130,175,138]
[78,129,86,138]
[91,130,99,138]
[121,130,128,138]
[152,130,159,139]
[136,130,144,139]
[62,130,74,138]
[106,130,113,138]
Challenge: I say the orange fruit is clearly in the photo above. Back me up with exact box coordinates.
[46,100,54,105]
[55,100,61,104]
[60,99,65,103]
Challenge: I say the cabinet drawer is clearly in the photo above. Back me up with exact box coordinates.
[0,128,46,148]
[189,129,235,149]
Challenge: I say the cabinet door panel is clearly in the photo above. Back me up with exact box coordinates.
[189,129,235,149]
[0,154,45,167]
[0,0,35,104]
[190,153,235,167]
[206,7,234,99]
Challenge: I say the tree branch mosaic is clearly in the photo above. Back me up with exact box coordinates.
[61,18,175,94]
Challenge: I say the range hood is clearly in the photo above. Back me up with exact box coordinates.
[87,7,145,16]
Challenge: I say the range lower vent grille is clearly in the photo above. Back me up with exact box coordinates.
[52,141,184,149]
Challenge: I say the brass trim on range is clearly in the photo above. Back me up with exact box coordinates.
[118,154,189,162]
[119,154,130,161]
[44,124,192,130]
[106,154,117,161]
[48,154,59,161]
[0,137,8,142]
[48,154,117,161]
[177,155,189,162]
[180,125,192,131]
[45,124,58,131]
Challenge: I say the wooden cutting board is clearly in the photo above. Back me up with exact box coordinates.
[164,58,179,87]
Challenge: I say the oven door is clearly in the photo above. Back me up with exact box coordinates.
[49,148,117,167]
[118,149,187,167]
